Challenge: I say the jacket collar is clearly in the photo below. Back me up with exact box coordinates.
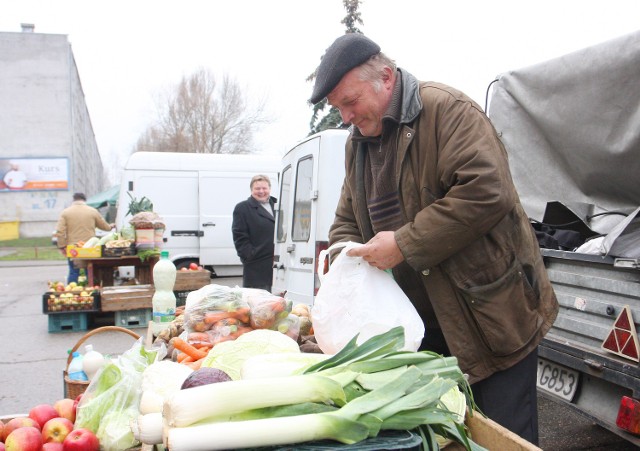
[247,196,276,221]
[350,67,423,144]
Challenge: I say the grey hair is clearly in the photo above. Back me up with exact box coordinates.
[250,174,271,188]
[358,52,397,92]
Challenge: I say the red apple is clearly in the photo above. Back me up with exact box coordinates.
[53,398,76,423]
[0,441,5,451]
[42,417,74,444]
[189,262,198,270]
[28,404,59,429]
[42,443,63,451]
[2,417,40,441]
[62,428,99,451]
[72,394,83,413]
[5,426,42,451]
[0,420,4,442]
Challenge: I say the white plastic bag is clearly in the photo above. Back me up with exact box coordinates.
[312,241,425,354]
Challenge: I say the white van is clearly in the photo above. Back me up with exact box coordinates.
[272,129,349,305]
[115,151,280,276]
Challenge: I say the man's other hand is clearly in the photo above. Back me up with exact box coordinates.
[346,231,404,270]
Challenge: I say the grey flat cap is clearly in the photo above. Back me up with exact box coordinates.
[310,33,381,104]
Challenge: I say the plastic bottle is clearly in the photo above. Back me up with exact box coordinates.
[68,351,88,381]
[151,250,177,336]
[82,344,105,380]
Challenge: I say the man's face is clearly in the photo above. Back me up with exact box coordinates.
[327,66,392,137]
[251,180,271,202]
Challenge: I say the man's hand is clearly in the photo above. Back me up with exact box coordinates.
[346,231,405,270]
[58,247,67,257]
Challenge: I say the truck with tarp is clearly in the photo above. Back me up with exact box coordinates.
[487,29,640,445]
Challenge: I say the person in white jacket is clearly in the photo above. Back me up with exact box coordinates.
[3,163,27,189]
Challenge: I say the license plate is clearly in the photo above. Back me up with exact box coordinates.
[537,358,580,401]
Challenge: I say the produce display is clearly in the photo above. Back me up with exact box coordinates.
[129,327,485,451]
[4,321,488,450]
[0,396,99,451]
[152,284,315,368]
[44,282,101,313]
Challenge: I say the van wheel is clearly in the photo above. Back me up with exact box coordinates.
[175,259,199,270]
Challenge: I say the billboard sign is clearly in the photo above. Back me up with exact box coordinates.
[0,157,69,191]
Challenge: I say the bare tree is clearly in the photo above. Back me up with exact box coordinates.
[135,68,268,154]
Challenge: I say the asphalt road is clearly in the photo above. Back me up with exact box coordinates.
[0,261,637,450]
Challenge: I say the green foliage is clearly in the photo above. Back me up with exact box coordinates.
[137,249,161,262]
[126,192,154,216]
[307,0,364,134]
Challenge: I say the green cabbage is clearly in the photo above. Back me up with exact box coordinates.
[202,329,300,380]
[97,407,139,450]
[241,352,331,380]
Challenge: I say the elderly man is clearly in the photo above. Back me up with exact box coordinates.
[310,33,558,444]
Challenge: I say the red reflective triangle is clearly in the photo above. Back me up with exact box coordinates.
[601,305,640,363]
[616,329,631,348]
[616,311,632,331]
[622,340,639,360]
[602,331,618,352]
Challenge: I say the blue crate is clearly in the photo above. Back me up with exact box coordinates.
[115,308,152,328]
[48,312,89,333]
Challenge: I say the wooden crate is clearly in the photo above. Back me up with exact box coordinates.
[100,285,153,312]
[449,411,541,451]
[173,269,211,291]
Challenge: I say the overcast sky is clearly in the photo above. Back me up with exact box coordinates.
[2,0,639,185]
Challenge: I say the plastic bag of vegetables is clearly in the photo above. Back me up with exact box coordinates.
[74,338,157,450]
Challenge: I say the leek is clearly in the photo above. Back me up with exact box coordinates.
[131,413,163,445]
[166,412,369,451]
[164,374,345,427]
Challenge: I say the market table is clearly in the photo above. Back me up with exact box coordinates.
[78,255,159,287]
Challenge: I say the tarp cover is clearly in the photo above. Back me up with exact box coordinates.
[86,185,119,208]
[488,30,640,223]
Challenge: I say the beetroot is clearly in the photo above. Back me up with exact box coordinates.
[181,367,232,389]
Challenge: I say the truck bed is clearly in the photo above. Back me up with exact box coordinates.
[539,249,640,445]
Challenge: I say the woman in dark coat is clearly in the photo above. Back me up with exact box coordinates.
[232,174,277,291]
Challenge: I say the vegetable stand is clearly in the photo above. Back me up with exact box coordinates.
[79,255,159,287]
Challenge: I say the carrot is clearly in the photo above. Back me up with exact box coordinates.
[180,355,194,364]
[171,337,208,361]
[204,311,236,324]
[194,342,213,350]
[188,332,212,344]
[211,326,253,346]
[187,358,205,370]
[176,352,190,363]
[231,307,251,323]
[204,307,251,324]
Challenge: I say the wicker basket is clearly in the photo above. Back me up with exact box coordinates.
[63,326,141,399]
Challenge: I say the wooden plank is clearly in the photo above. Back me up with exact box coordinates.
[173,269,211,291]
[100,286,153,312]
